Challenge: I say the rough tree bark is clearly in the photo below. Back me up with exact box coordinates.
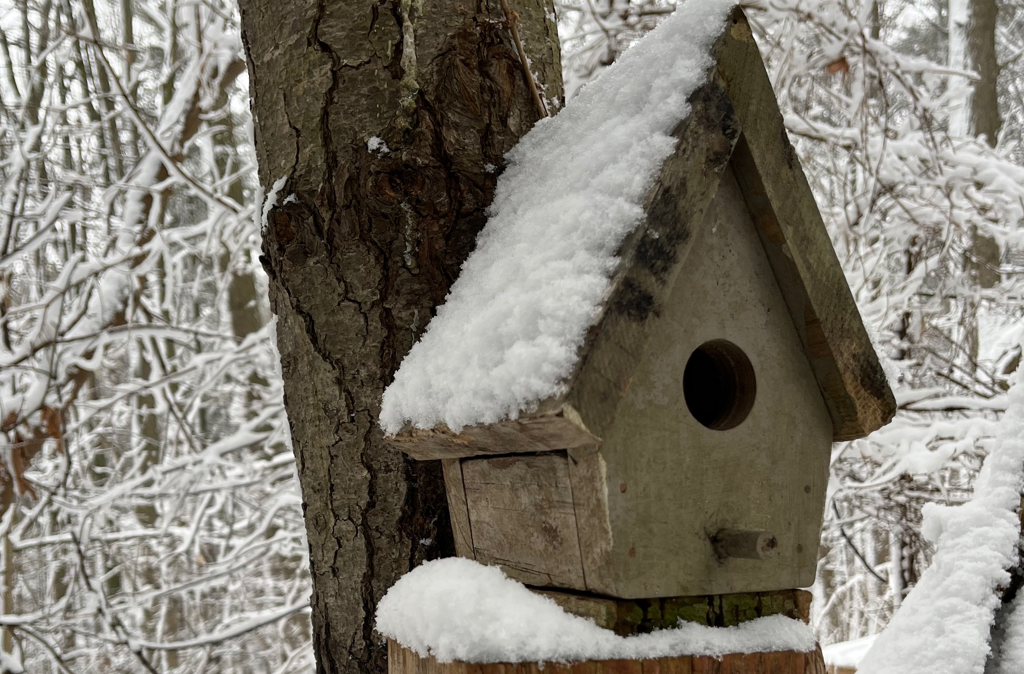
[965,0,1000,145]
[237,1,562,672]
[963,0,1001,299]
[949,0,1001,144]
[951,0,1001,371]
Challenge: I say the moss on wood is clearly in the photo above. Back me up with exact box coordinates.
[539,588,812,636]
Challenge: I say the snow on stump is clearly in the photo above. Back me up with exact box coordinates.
[820,636,874,674]
[377,560,827,674]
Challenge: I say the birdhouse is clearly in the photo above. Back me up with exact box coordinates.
[382,8,896,601]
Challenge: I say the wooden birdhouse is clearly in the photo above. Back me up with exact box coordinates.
[383,8,896,601]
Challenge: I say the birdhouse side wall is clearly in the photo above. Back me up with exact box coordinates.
[440,447,614,593]
[451,452,590,590]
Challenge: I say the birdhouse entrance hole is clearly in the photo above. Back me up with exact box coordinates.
[683,339,756,430]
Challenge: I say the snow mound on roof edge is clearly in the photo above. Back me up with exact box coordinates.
[856,351,1024,674]
[379,0,736,435]
[375,558,815,663]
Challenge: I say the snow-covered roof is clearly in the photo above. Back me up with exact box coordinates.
[379,0,737,435]
[375,557,815,663]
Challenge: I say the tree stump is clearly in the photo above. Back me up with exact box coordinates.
[388,639,828,674]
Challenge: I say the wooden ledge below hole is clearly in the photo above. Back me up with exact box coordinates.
[388,639,828,674]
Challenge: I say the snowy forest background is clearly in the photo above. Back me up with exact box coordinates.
[0,0,1021,670]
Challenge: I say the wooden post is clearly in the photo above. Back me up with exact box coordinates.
[388,639,828,674]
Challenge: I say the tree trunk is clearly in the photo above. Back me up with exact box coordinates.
[237,1,562,672]
[949,0,1000,143]
[966,0,1000,145]
[950,0,1001,367]
[963,0,1001,301]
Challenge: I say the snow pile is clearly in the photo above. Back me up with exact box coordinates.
[822,635,876,670]
[857,359,1024,674]
[379,0,736,434]
[375,558,814,663]
[0,651,23,674]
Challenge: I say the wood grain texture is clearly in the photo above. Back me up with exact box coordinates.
[442,459,475,559]
[567,446,616,594]
[715,10,896,440]
[462,453,587,589]
[387,640,826,674]
[387,406,598,460]
[642,657,692,674]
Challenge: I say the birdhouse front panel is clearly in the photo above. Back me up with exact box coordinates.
[590,167,833,599]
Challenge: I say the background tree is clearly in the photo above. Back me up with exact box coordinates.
[236,0,562,671]
[0,0,311,670]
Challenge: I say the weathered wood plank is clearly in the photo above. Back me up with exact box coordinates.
[718,653,748,674]
[388,641,824,674]
[715,10,896,440]
[462,453,587,590]
[569,660,606,674]
[690,656,718,674]
[804,647,828,674]
[386,406,599,460]
[442,459,475,559]
[771,651,806,674]
[567,446,616,595]
[642,657,693,674]
[603,661,645,674]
